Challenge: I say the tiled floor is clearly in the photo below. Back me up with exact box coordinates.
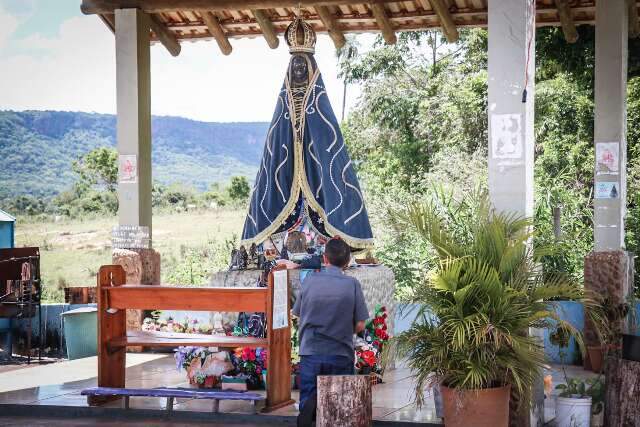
[0,353,600,426]
[0,353,442,424]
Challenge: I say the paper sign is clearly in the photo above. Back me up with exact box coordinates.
[491,114,523,159]
[119,154,138,184]
[595,182,620,199]
[112,225,150,249]
[596,142,619,175]
[272,269,288,329]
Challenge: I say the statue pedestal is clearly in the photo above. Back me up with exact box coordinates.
[209,265,396,335]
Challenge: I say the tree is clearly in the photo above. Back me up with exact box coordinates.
[72,147,118,193]
[336,36,361,121]
[227,176,250,202]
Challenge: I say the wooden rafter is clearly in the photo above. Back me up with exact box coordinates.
[252,9,280,49]
[371,3,397,44]
[555,0,578,43]
[148,13,181,56]
[629,0,640,39]
[201,11,233,55]
[81,0,390,14]
[316,6,346,49]
[99,13,115,33]
[428,0,458,43]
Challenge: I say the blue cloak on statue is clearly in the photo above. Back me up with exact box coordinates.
[241,54,373,249]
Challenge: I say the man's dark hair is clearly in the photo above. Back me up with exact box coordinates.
[324,238,351,267]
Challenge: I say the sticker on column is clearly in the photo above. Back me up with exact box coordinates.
[595,142,619,175]
[491,114,523,160]
[119,154,138,184]
[595,182,619,199]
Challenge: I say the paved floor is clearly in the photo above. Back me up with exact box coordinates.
[0,353,601,426]
[0,353,441,424]
[0,417,267,427]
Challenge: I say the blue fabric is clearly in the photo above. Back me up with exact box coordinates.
[241,55,373,248]
[299,354,354,410]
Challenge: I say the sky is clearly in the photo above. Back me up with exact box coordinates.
[0,0,369,122]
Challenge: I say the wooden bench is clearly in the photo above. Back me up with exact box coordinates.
[88,264,293,412]
[81,387,265,413]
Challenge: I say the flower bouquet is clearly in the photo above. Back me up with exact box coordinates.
[356,305,392,384]
[144,316,213,335]
[174,346,233,388]
[231,347,268,389]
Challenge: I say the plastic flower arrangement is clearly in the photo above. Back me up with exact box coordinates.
[356,305,391,376]
[143,316,213,335]
[174,346,234,387]
[231,347,269,389]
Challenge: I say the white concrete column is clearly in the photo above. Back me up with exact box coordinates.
[115,9,153,240]
[594,0,628,251]
[487,0,536,219]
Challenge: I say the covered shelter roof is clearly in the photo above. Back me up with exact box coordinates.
[81,0,640,55]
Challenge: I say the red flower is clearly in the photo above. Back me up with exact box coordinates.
[382,324,387,331]
[249,349,256,361]
[375,328,384,338]
[372,340,381,348]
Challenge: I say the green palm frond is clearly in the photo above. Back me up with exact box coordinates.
[396,189,586,409]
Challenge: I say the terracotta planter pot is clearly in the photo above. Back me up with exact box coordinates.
[587,345,605,373]
[441,385,511,427]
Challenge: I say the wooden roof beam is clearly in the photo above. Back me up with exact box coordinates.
[148,13,181,56]
[370,3,397,44]
[99,13,115,33]
[316,6,346,49]
[428,0,458,43]
[81,0,391,14]
[201,11,233,55]
[252,9,279,49]
[629,0,640,39]
[554,0,578,43]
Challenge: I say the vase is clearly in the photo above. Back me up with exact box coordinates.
[555,396,592,427]
[441,384,510,427]
[587,346,604,373]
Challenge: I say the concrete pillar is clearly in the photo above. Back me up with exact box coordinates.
[487,0,535,219]
[594,0,628,251]
[115,9,153,239]
[488,2,539,425]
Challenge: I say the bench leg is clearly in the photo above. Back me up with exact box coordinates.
[166,397,174,414]
[124,396,130,410]
[212,399,219,413]
[252,400,259,415]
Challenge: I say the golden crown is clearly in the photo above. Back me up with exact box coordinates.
[285,16,316,54]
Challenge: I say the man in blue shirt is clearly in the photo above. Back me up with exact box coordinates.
[291,238,369,412]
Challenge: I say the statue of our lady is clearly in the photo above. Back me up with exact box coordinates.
[241,16,373,250]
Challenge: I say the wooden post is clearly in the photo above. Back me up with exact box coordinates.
[91,265,127,405]
[605,357,640,426]
[317,375,372,427]
[264,265,294,412]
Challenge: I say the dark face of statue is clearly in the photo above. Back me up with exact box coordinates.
[291,55,308,85]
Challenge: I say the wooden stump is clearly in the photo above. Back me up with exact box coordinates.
[605,357,640,427]
[317,375,372,427]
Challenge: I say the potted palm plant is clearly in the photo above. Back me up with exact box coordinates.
[397,190,583,427]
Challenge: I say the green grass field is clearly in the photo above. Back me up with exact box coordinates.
[14,209,245,302]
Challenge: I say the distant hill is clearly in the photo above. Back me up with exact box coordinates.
[0,110,268,200]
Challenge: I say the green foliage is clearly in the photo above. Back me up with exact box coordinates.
[164,235,237,285]
[227,176,251,203]
[343,27,640,295]
[555,376,603,413]
[72,147,118,193]
[397,190,583,407]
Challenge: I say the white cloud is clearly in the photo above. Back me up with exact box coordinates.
[0,5,19,51]
[0,13,367,122]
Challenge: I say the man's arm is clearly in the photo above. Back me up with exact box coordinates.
[355,320,366,334]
